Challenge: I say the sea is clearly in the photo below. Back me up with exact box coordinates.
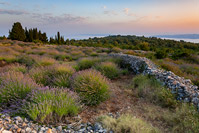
[159,38,199,44]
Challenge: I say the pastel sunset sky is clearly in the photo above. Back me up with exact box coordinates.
[0,0,199,38]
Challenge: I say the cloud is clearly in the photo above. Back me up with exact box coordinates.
[31,13,87,24]
[0,2,9,5]
[103,10,118,16]
[123,8,136,16]
[123,8,129,15]
[0,9,29,15]
[103,6,107,9]
[0,8,87,24]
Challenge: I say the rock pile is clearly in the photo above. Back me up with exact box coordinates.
[0,114,107,133]
[110,53,199,107]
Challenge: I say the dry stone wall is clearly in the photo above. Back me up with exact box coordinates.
[110,53,199,107]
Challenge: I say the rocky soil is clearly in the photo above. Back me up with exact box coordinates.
[0,114,108,133]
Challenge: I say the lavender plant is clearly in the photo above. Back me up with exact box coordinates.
[30,64,75,87]
[0,64,27,73]
[0,71,39,107]
[77,57,101,70]
[94,61,121,79]
[24,87,79,123]
[71,69,110,106]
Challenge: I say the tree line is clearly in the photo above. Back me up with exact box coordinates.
[8,22,64,44]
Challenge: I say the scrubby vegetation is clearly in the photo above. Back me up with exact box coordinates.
[98,114,160,133]
[24,87,79,123]
[94,61,122,79]
[132,75,178,108]
[0,32,199,132]
[71,69,110,106]
[0,43,129,125]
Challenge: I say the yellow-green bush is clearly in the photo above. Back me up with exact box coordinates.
[71,69,110,105]
[98,114,160,133]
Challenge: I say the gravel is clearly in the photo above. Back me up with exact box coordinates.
[0,114,109,133]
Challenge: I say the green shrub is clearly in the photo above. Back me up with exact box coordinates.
[36,57,56,67]
[90,52,98,57]
[132,75,178,108]
[0,64,27,73]
[0,71,39,105]
[165,103,199,133]
[30,64,75,87]
[98,114,160,133]
[172,49,191,60]
[71,69,110,105]
[77,58,100,70]
[52,65,76,87]
[17,55,36,67]
[29,66,52,86]
[94,61,121,79]
[155,50,168,59]
[24,88,79,123]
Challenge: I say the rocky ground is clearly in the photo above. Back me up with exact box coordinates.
[0,114,109,133]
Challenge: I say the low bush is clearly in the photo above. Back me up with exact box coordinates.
[163,103,199,133]
[0,64,27,73]
[36,57,56,67]
[23,87,79,123]
[52,64,76,87]
[132,75,178,108]
[0,71,39,107]
[17,55,36,67]
[30,64,75,87]
[77,57,101,70]
[0,55,17,63]
[90,52,98,57]
[98,114,160,133]
[94,61,121,79]
[155,49,168,59]
[71,69,110,105]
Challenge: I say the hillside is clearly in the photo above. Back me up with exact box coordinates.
[0,40,199,132]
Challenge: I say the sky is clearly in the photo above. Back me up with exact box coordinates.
[0,0,199,38]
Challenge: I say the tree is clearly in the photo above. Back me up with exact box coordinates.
[41,33,48,43]
[28,29,33,42]
[57,32,61,44]
[9,22,26,41]
[61,36,65,44]
[50,37,55,44]
[24,27,29,42]
[33,28,39,40]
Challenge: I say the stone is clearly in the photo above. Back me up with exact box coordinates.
[47,128,52,133]
[17,128,21,133]
[40,127,46,131]
[94,123,102,131]
[51,128,57,133]
[57,126,62,131]
[31,130,37,133]
[26,127,32,133]
[2,130,12,133]
[21,129,26,133]
[14,116,23,123]
[22,122,27,127]
[78,128,86,132]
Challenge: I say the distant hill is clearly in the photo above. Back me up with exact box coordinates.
[155,34,199,39]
